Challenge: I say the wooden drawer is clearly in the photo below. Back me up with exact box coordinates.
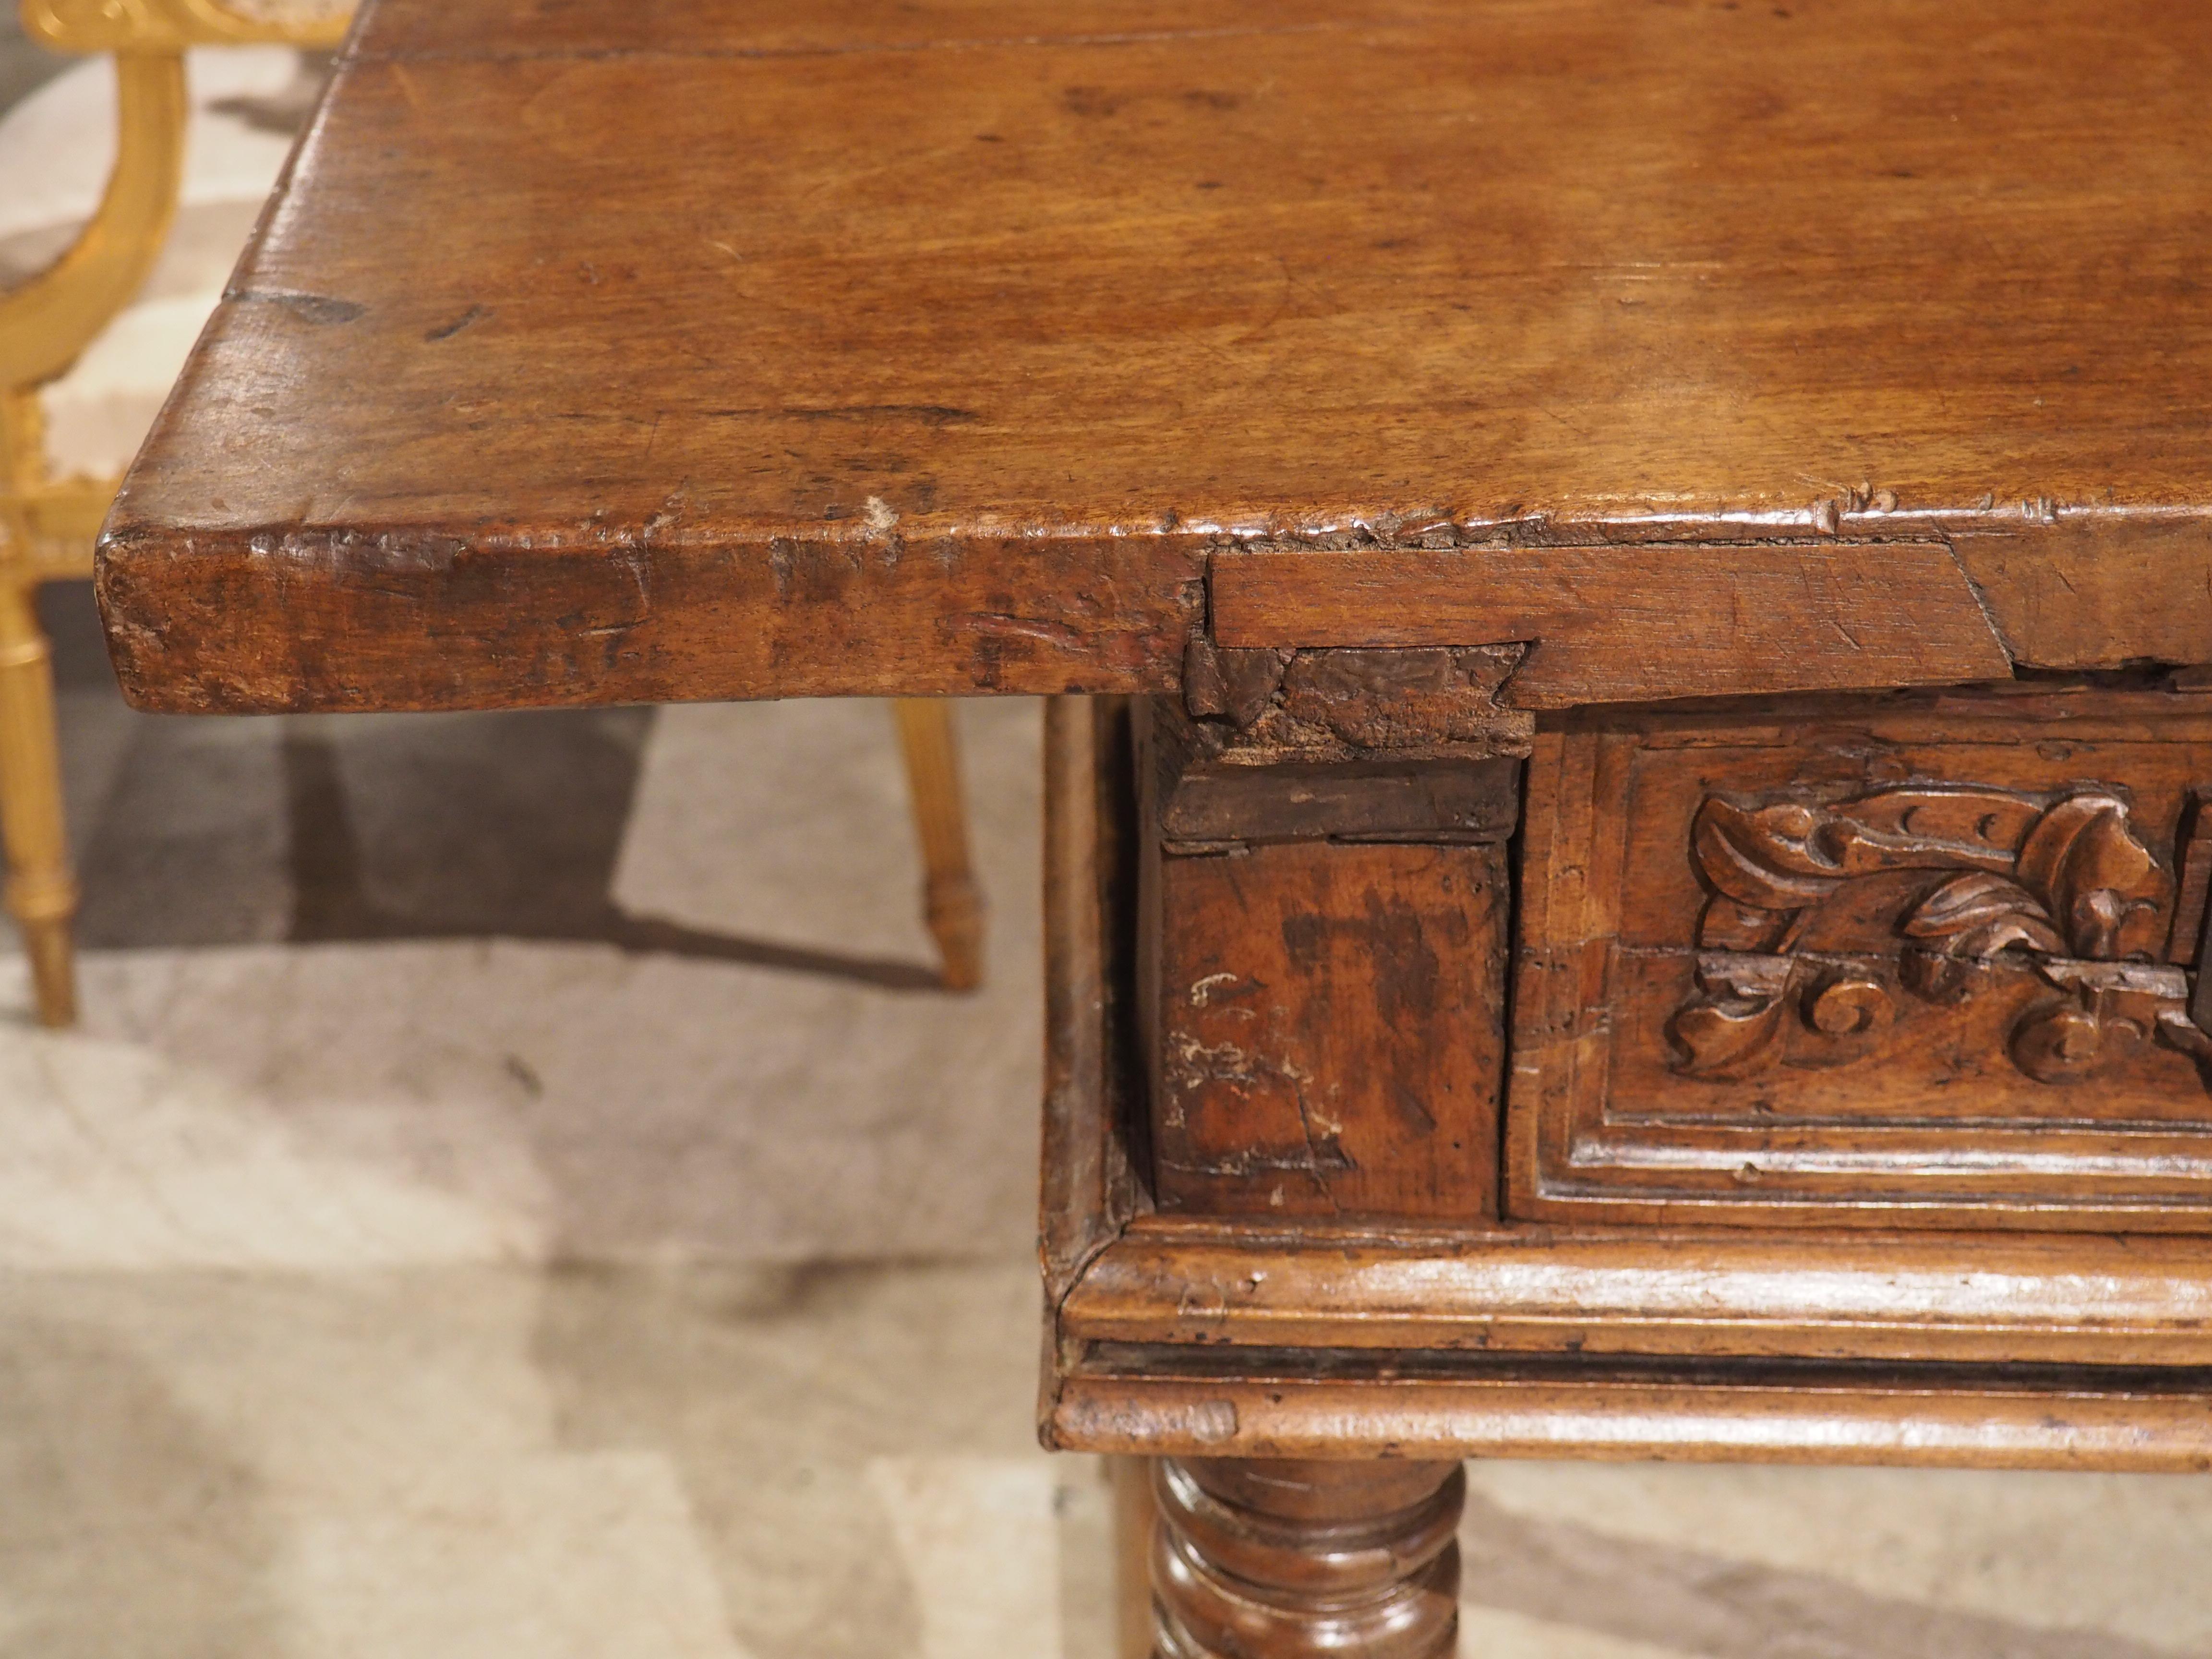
[1048,698,2212,1468]
[1508,688,2212,1230]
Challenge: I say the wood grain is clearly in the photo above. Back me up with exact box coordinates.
[1208,545,2013,708]
[1954,517,2212,673]
[2165,785,2212,965]
[1039,674,2212,1471]
[1155,756,1520,846]
[101,0,2212,710]
[1047,1366,2212,1470]
[1042,696,1146,1307]
[1508,689,2212,1229]
[1149,1457,1461,1659]
[351,0,1392,54]
[1147,840,1507,1221]
[1060,1224,2212,1365]
[1145,695,1523,844]
[96,528,1206,710]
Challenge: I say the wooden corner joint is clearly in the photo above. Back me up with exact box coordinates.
[1199,538,2016,710]
[1157,650,1527,852]
[1180,636,1534,761]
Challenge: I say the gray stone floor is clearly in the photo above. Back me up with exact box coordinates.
[0,10,64,116]
[6,26,2212,1659]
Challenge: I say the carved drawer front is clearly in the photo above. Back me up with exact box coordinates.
[1508,692,2212,1230]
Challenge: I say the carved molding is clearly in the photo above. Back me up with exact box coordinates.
[1670,784,2209,1085]
[24,0,352,53]
[1181,640,1533,760]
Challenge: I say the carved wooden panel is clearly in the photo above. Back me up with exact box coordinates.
[1507,687,2212,1230]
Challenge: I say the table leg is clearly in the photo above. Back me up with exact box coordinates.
[891,697,985,990]
[0,577,77,1026]
[1148,1456,1463,1658]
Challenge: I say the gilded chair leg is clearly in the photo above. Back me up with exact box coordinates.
[892,697,985,991]
[0,580,78,1026]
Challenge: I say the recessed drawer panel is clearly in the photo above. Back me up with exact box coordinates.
[1507,688,2212,1230]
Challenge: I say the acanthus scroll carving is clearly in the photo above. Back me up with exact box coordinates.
[1669,784,2212,1085]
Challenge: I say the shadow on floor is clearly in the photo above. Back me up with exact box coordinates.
[41,583,944,990]
[280,725,940,990]
[0,1304,285,1659]
[1457,1485,2180,1659]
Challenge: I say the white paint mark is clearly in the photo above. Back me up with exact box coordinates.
[1189,972,1239,1006]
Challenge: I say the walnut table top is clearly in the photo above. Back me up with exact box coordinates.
[96,0,2212,714]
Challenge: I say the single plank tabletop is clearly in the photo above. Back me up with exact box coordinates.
[97,0,2212,714]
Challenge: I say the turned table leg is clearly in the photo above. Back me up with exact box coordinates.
[1148,1457,1463,1659]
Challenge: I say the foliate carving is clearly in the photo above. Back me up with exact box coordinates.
[1670,952,1793,1075]
[1802,969,1892,1037]
[1669,784,2201,1085]
[2012,960,2204,1084]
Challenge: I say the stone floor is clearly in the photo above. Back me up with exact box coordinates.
[6,17,2212,1659]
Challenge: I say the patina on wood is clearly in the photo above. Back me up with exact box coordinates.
[98,0,2212,712]
[1135,696,1517,1222]
[1145,837,1509,1221]
[1036,696,2212,1468]
[1149,1458,1462,1659]
[1207,544,2015,709]
[89,1,2212,1648]
[1510,685,2212,1230]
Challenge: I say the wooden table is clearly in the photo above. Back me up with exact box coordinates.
[99,1,2212,1652]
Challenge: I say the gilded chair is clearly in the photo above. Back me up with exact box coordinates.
[0,0,983,1025]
